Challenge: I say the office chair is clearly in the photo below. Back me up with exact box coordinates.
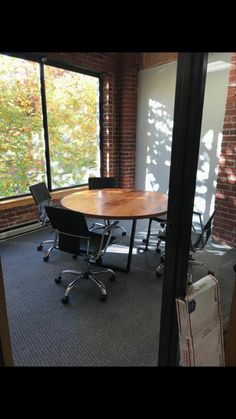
[88,176,127,236]
[45,205,118,304]
[142,213,168,252]
[155,204,222,282]
[29,182,59,262]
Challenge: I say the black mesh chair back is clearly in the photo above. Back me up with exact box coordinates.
[88,177,115,189]
[45,205,117,304]
[45,206,89,238]
[45,206,90,255]
[29,182,58,261]
[156,201,223,284]
[29,182,51,206]
[88,176,126,236]
[190,201,222,252]
[29,182,52,225]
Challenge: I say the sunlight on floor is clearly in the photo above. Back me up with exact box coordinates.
[204,240,232,256]
[106,244,139,255]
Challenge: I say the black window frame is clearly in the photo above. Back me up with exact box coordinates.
[0,52,103,201]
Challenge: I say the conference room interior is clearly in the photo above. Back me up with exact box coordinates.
[0,52,235,366]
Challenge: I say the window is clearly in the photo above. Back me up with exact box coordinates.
[0,54,100,199]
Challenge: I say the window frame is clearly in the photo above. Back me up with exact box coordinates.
[0,52,103,201]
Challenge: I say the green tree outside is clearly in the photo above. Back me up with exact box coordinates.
[0,54,99,199]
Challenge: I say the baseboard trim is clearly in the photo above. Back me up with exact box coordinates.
[0,222,42,241]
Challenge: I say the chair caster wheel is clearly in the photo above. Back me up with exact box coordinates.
[156,271,162,278]
[100,294,107,302]
[37,245,43,251]
[62,296,69,304]
[156,248,161,253]
[43,255,49,262]
[122,231,126,236]
[55,276,61,284]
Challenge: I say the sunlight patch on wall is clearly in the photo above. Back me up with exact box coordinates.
[216,132,223,158]
[144,98,173,192]
[197,160,210,182]
[202,129,214,151]
[194,196,206,214]
[145,171,160,191]
[196,185,207,194]
[207,60,231,73]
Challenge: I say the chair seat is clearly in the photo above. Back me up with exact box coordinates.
[151,213,168,223]
[58,232,116,255]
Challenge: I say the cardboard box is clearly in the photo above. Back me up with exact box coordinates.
[176,274,221,336]
[178,319,225,366]
[176,274,225,366]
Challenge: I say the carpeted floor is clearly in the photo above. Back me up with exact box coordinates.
[0,220,235,367]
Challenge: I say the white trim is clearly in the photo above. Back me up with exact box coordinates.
[0,222,42,241]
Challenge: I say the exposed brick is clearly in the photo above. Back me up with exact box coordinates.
[213,52,236,247]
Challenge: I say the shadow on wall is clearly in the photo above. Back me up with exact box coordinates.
[135,53,232,225]
[135,61,176,194]
[194,55,232,223]
[195,128,222,223]
[145,98,172,194]
[144,94,223,224]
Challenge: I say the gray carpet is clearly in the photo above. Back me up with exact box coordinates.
[0,220,235,367]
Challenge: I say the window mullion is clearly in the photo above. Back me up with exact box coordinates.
[39,62,52,190]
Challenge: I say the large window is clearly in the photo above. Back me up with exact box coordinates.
[0,54,100,199]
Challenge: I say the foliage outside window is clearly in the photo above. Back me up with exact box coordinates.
[0,54,100,199]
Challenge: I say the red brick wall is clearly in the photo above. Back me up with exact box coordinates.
[0,52,138,231]
[102,71,120,180]
[212,53,236,247]
[0,204,38,230]
[119,53,138,188]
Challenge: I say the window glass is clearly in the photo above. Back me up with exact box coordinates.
[0,55,46,198]
[45,65,100,189]
[0,54,100,199]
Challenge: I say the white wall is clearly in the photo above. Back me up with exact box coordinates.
[196,53,232,220]
[135,61,176,194]
[135,53,232,223]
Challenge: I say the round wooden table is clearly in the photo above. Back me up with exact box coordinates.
[62,188,168,219]
[62,188,168,272]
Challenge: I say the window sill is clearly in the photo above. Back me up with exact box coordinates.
[0,186,88,210]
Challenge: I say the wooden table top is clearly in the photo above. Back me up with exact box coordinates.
[61,188,168,220]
